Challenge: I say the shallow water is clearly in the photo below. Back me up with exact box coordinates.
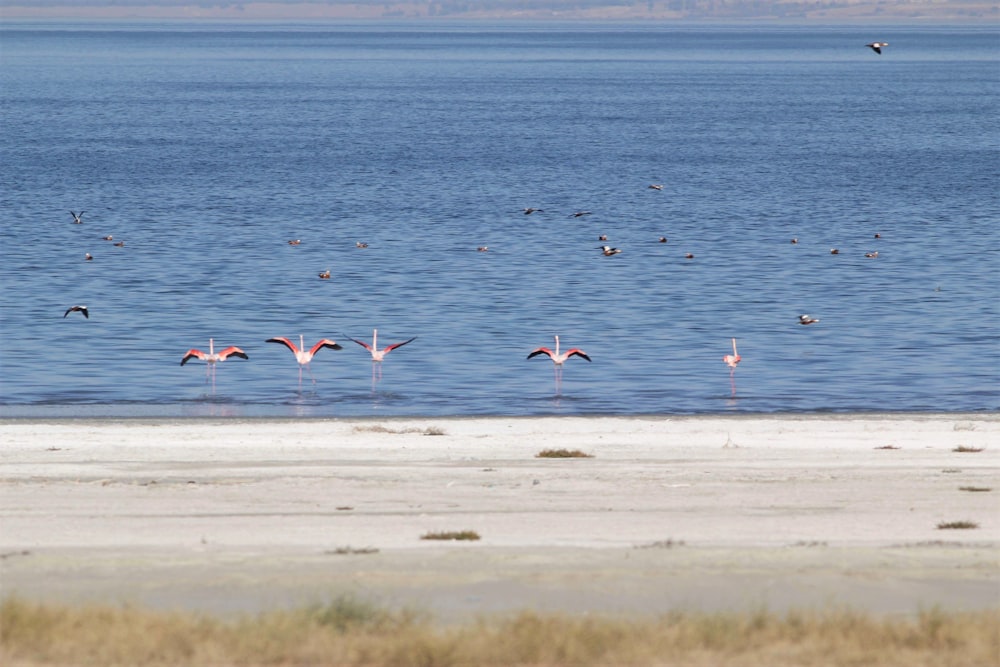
[1,22,997,417]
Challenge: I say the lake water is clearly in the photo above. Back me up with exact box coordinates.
[1,22,997,418]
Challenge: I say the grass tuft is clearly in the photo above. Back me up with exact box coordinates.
[952,445,984,453]
[874,445,900,450]
[3,597,998,667]
[353,425,447,436]
[536,448,593,458]
[936,520,979,530]
[420,530,480,541]
[958,486,992,493]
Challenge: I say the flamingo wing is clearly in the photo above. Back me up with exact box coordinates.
[527,347,555,360]
[343,334,373,352]
[266,337,299,353]
[217,346,249,361]
[310,339,343,355]
[566,349,591,362]
[384,337,417,354]
[180,349,206,366]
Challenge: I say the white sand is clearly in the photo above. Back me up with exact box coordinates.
[1,415,997,619]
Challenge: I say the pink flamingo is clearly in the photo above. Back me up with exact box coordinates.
[343,329,416,384]
[527,335,591,394]
[722,337,741,396]
[180,338,248,391]
[266,335,342,387]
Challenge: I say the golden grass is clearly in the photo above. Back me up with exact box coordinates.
[2,597,998,667]
[937,520,980,530]
[536,448,593,458]
[952,445,985,453]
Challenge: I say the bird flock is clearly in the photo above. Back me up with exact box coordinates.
[62,168,887,398]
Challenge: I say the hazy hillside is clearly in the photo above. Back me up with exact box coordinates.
[4,0,998,21]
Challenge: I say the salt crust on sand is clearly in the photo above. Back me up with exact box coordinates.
[1,415,997,618]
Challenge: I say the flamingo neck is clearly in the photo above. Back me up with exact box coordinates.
[209,338,214,355]
[300,334,305,351]
[373,329,378,351]
[554,335,560,356]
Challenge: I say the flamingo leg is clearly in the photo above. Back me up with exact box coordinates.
[307,363,316,386]
[729,368,737,397]
[554,366,563,396]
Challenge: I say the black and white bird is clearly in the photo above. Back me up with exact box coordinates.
[866,42,888,54]
[799,314,820,325]
[70,211,85,224]
[598,245,622,256]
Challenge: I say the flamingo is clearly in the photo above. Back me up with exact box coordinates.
[528,335,591,394]
[343,329,416,383]
[266,335,342,387]
[866,42,888,54]
[64,305,89,319]
[722,337,741,396]
[180,338,248,390]
[70,211,85,224]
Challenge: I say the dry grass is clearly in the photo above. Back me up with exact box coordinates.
[419,530,480,541]
[2,597,997,667]
[874,444,901,450]
[352,425,446,436]
[936,520,980,530]
[958,486,992,493]
[536,448,593,458]
[952,445,985,453]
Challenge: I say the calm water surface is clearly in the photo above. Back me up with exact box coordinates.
[1,23,997,417]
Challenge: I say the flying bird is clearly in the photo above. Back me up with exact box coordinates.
[180,338,248,391]
[64,305,89,319]
[523,207,543,215]
[570,211,592,218]
[799,315,820,325]
[266,335,342,387]
[70,211,85,224]
[528,335,591,395]
[648,184,663,191]
[598,245,622,256]
[866,42,888,54]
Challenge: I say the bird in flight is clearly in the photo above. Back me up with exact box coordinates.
[598,245,622,256]
[523,207,543,215]
[866,42,888,54]
[64,305,89,319]
[799,315,820,325]
[181,338,249,391]
[70,211,85,224]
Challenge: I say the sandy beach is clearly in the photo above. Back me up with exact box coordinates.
[1,414,997,621]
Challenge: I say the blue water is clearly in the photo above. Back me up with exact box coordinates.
[1,22,998,418]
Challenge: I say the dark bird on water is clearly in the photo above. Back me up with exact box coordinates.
[866,42,888,54]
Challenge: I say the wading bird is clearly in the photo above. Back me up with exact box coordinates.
[64,305,89,319]
[180,338,248,391]
[527,335,591,394]
[866,42,888,54]
[70,211,85,224]
[722,337,741,396]
[343,329,416,384]
[266,335,342,388]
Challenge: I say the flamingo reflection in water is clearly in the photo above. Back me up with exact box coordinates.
[722,337,742,396]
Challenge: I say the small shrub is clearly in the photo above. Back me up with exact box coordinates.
[536,448,593,458]
[953,445,984,453]
[936,520,979,530]
[420,530,480,541]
